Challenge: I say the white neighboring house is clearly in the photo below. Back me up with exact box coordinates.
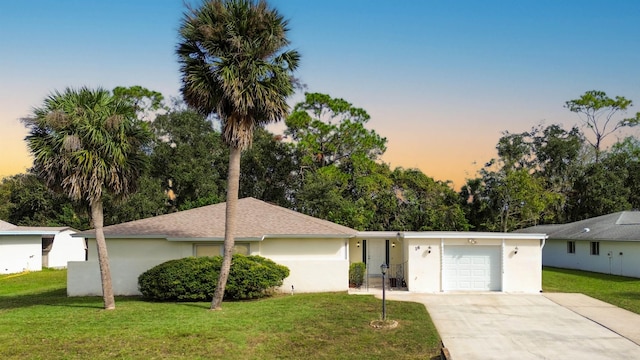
[0,220,83,274]
[518,211,640,278]
[67,198,548,296]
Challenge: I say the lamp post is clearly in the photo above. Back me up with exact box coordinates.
[380,263,388,320]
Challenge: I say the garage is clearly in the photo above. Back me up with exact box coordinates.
[443,245,502,291]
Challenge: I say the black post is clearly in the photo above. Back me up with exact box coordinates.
[381,263,387,320]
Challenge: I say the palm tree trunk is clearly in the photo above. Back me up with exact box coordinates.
[91,199,116,310]
[211,146,241,310]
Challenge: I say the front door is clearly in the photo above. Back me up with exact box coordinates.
[367,240,386,270]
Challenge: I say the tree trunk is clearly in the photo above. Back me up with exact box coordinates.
[211,146,241,310]
[91,199,116,310]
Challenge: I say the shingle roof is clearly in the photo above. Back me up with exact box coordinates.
[0,220,17,230]
[75,197,358,239]
[516,211,640,241]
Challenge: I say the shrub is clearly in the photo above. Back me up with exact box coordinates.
[138,254,289,301]
[349,262,366,288]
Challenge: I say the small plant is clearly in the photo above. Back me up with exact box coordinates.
[349,262,366,288]
[138,254,289,301]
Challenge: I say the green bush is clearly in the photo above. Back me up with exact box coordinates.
[138,254,289,301]
[349,262,366,288]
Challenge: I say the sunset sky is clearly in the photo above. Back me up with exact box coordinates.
[1,0,639,189]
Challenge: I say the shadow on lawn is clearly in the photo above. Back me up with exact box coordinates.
[613,292,640,300]
[545,267,640,283]
[0,288,151,310]
[0,288,102,310]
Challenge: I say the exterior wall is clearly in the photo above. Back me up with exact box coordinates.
[47,230,85,269]
[543,239,640,278]
[69,236,349,296]
[405,238,442,292]
[259,238,348,293]
[502,239,542,292]
[405,236,542,293]
[348,238,362,263]
[0,235,42,274]
[69,238,194,296]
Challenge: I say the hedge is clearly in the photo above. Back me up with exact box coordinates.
[138,254,289,301]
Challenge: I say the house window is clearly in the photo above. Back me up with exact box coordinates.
[195,244,221,257]
[590,242,600,256]
[233,243,250,255]
[194,243,250,257]
[567,241,575,254]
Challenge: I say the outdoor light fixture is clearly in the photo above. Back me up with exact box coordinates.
[380,263,388,320]
[357,241,360,248]
[468,238,477,244]
[392,241,396,248]
[428,245,432,254]
[514,246,519,254]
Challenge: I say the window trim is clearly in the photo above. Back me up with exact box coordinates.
[590,241,600,256]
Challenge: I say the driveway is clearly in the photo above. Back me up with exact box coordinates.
[382,292,640,360]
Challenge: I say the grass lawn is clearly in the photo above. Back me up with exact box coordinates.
[0,269,441,360]
[543,266,640,314]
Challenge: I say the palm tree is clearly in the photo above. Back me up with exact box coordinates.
[177,0,299,310]
[24,87,151,310]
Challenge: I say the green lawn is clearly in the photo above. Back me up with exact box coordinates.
[0,269,441,360]
[543,266,640,314]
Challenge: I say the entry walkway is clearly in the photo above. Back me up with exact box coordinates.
[376,292,640,360]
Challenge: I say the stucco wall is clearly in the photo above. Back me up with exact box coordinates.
[405,238,442,292]
[70,238,195,296]
[0,235,42,274]
[543,239,640,278]
[405,237,542,293]
[502,239,542,292]
[259,238,349,293]
[48,230,85,268]
[70,237,349,296]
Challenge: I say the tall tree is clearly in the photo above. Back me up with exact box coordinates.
[565,90,639,162]
[177,0,299,310]
[23,87,151,310]
[286,93,388,230]
[150,107,227,210]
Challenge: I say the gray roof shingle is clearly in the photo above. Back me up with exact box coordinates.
[75,197,358,239]
[516,211,640,241]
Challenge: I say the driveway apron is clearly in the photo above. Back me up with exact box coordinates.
[383,292,640,360]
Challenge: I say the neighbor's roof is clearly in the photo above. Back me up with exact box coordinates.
[516,211,640,241]
[75,197,358,240]
[0,219,74,235]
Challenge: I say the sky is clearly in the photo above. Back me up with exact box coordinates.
[1,0,639,189]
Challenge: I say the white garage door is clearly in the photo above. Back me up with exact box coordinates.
[443,246,501,291]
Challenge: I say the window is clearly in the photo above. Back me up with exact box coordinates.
[194,243,250,257]
[195,244,221,257]
[233,243,250,255]
[590,242,600,256]
[567,241,575,254]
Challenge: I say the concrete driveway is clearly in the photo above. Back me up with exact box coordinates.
[382,292,640,360]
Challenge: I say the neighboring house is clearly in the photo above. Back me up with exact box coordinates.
[0,220,83,274]
[68,198,547,296]
[518,211,640,278]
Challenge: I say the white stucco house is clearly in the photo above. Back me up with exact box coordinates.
[68,197,547,296]
[518,211,640,278]
[0,220,84,274]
